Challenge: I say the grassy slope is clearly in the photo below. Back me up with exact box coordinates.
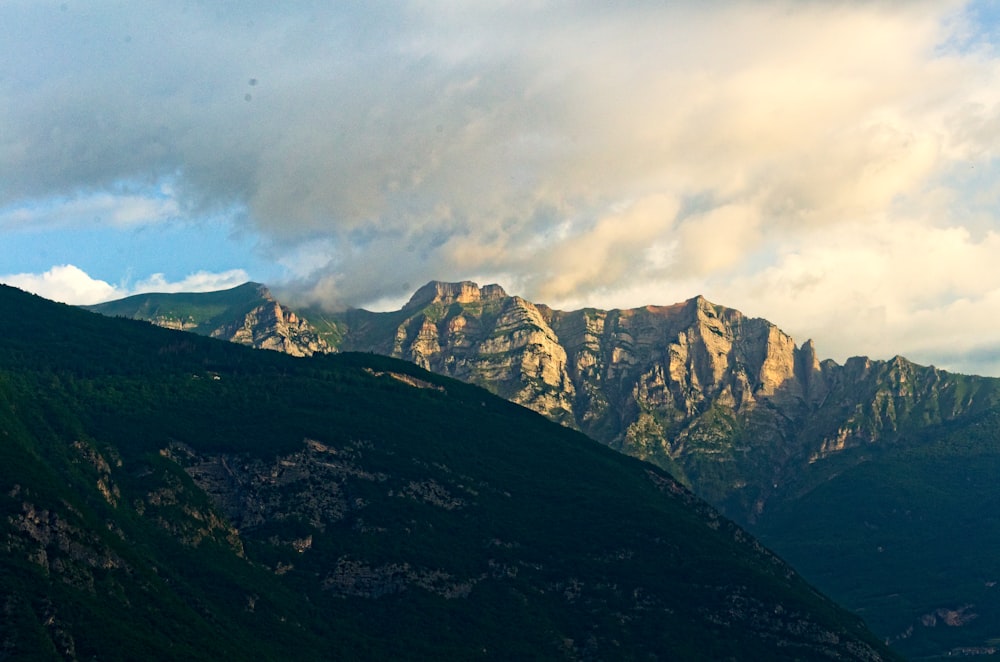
[82,282,269,334]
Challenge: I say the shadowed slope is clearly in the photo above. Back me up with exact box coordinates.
[0,285,894,660]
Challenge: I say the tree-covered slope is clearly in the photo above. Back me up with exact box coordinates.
[82,281,270,332]
[755,408,1000,659]
[0,285,894,660]
[84,282,330,356]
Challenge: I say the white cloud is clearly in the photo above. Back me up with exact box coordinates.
[0,265,249,306]
[5,2,1000,373]
[672,205,762,277]
[0,189,179,232]
[131,269,252,295]
[671,219,1000,375]
[1,265,119,305]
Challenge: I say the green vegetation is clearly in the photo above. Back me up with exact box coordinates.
[83,281,270,335]
[756,410,1000,659]
[84,281,1000,659]
[0,286,895,660]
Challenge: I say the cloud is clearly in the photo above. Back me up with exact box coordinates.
[5,2,1000,371]
[672,205,762,277]
[0,265,249,306]
[0,188,180,232]
[130,269,252,295]
[690,218,1000,374]
[1,265,119,306]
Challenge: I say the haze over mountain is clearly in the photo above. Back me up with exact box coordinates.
[0,283,898,660]
[89,280,1000,658]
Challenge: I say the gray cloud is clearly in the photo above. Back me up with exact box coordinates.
[6,1,1000,352]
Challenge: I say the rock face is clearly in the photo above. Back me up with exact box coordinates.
[209,294,329,357]
[2,283,897,661]
[332,281,1000,521]
[85,282,331,357]
[87,280,1000,521]
[393,282,576,423]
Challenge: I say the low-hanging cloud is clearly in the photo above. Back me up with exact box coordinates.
[5,1,1000,372]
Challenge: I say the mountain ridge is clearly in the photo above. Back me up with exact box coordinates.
[84,279,1000,657]
[325,281,1000,520]
[1,283,896,659]
[84,282,331,357]
[86,280,1000,519]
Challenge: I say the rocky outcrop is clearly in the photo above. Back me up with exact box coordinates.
[402,280,508,310]
[85,279,1000,522]
[378,283,577,423]
[84,282,331,357]
[332,281,1000,521]
[210,296,330,357]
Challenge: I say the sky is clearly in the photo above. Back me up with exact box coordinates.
[3,1,1000,376]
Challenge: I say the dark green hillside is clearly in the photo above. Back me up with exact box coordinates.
[0,285,894,660]
[756,409,1000,659]
[83,281,270,334]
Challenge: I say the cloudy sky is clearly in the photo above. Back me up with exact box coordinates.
[3,1,1000,375]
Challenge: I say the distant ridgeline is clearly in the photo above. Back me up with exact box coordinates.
[88,280,1000,659]
[0,283,896,660]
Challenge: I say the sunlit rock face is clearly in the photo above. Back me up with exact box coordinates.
[91,279,1000,523]
[210,286,331,357]
[386,282,577,424]
[83,282,331,357]
[332,281,1000,522]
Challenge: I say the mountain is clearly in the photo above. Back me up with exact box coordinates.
[753,408,1000,658]
[87,280,1000,658]
[84,282,330,357]
[327,282,1000,518]
[0,284,894,660]
[330,281,1000,659]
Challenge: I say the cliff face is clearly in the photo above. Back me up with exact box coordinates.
[87,280,1000,521]
[385,282,577,424]
[85,283,331,357]
[333,281,1000,521]
[210,295,330,357]
[3,283,896,661]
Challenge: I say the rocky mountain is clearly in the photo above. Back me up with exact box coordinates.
[320,281,1000,659]
[85,282,330,357]
[87,279,1000,657]
[90,281,1000,521]
[0,284,896,660]
[328,281,1000,521]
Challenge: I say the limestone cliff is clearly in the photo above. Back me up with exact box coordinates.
[339,282,576,423]
[87,280,1000,522]
[85,282,331,357]
[210,294,330,357]
[331,281,1000,521]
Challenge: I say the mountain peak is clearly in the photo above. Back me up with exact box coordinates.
[686,293,731,315]
[403,280,508,310]
[235,281,272,299]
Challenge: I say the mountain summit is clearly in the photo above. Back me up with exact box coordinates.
[1,283,896,659]
[85,279,1000,657]
[402,280,509,310]
[86,283,330,356]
